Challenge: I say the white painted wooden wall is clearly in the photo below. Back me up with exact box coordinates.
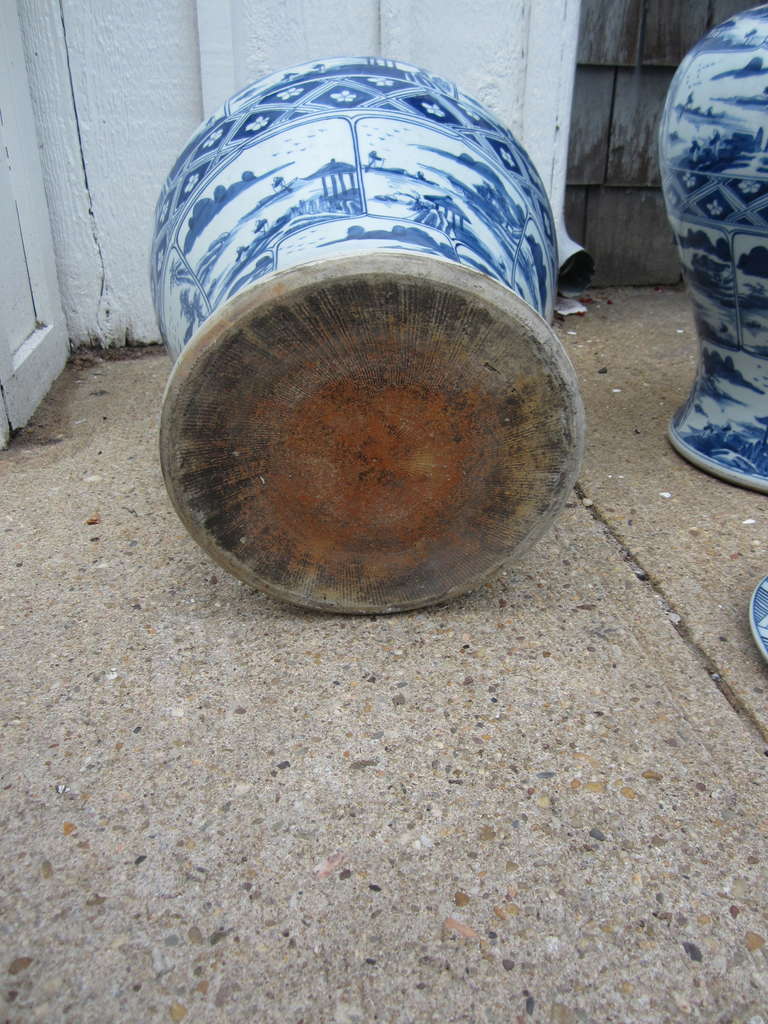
[16,0,580,351]
[0,0,68,442]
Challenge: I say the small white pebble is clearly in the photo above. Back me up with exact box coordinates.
[659,492,672,498]
[612,388,622,393]
[582,498,594,507]
[676,329,685,334]
[566,330,577,336]
[743,518,756,525]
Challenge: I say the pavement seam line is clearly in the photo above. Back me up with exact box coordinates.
[574,482,768,750]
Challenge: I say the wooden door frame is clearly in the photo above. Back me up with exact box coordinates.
[0,0,69,443]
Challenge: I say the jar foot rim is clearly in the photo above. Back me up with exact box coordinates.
[668,420,768,494]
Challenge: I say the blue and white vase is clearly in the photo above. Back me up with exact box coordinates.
[151,57,584,613]
[660,6,768,492]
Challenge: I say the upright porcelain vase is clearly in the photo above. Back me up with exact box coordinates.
[150,57,584,613]
[660,6,768,492]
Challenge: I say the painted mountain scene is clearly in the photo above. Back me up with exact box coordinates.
[664,12,768,176]
[276,215,456,270]
[354,117,546,297]
[735,232,768,356]
[176,118,362,308]
[672,221,739,349]
[151,57,561,359]
[673,341,768,479]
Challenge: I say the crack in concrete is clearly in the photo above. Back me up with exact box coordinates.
[574,481,768,749]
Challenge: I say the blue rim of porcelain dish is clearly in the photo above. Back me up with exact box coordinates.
[749,574,768,662]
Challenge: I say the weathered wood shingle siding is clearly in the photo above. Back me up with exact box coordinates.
[640,0,710,65]
[567,0,747,286]
[577,0,644,66]
[567,66,614,185]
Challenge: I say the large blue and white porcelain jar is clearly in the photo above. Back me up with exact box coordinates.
[660,6,768,492]
[150,57,584,613]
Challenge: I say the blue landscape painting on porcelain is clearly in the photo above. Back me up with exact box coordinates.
[660,6,768,491]
[150,57,557,363]
[749,574,768,660]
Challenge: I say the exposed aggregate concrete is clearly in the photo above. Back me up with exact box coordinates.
[1,290,767,1023]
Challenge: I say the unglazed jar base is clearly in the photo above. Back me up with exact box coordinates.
[160,252,585,613]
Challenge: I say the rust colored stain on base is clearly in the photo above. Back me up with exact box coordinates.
[269,377,487,556]
[161,265,583,612]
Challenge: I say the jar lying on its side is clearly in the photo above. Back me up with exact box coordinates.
[150,56,585,613]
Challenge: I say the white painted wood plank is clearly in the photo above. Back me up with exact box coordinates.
[380,0,529,136]
[17,0,102,346]
[521,0,581,221]
[2,324,68,429]
[0,0,68,339]
[381,0,579,221]
[0,124,36,363]
[0,0,68,438]
[234,0,380,87]
[18,0,204,346]
[59,0,204,344]
[196,0,237,118]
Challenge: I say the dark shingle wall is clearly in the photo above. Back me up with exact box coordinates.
[566,0,747,286]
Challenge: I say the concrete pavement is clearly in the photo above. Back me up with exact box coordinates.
[1,287,767,1023]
